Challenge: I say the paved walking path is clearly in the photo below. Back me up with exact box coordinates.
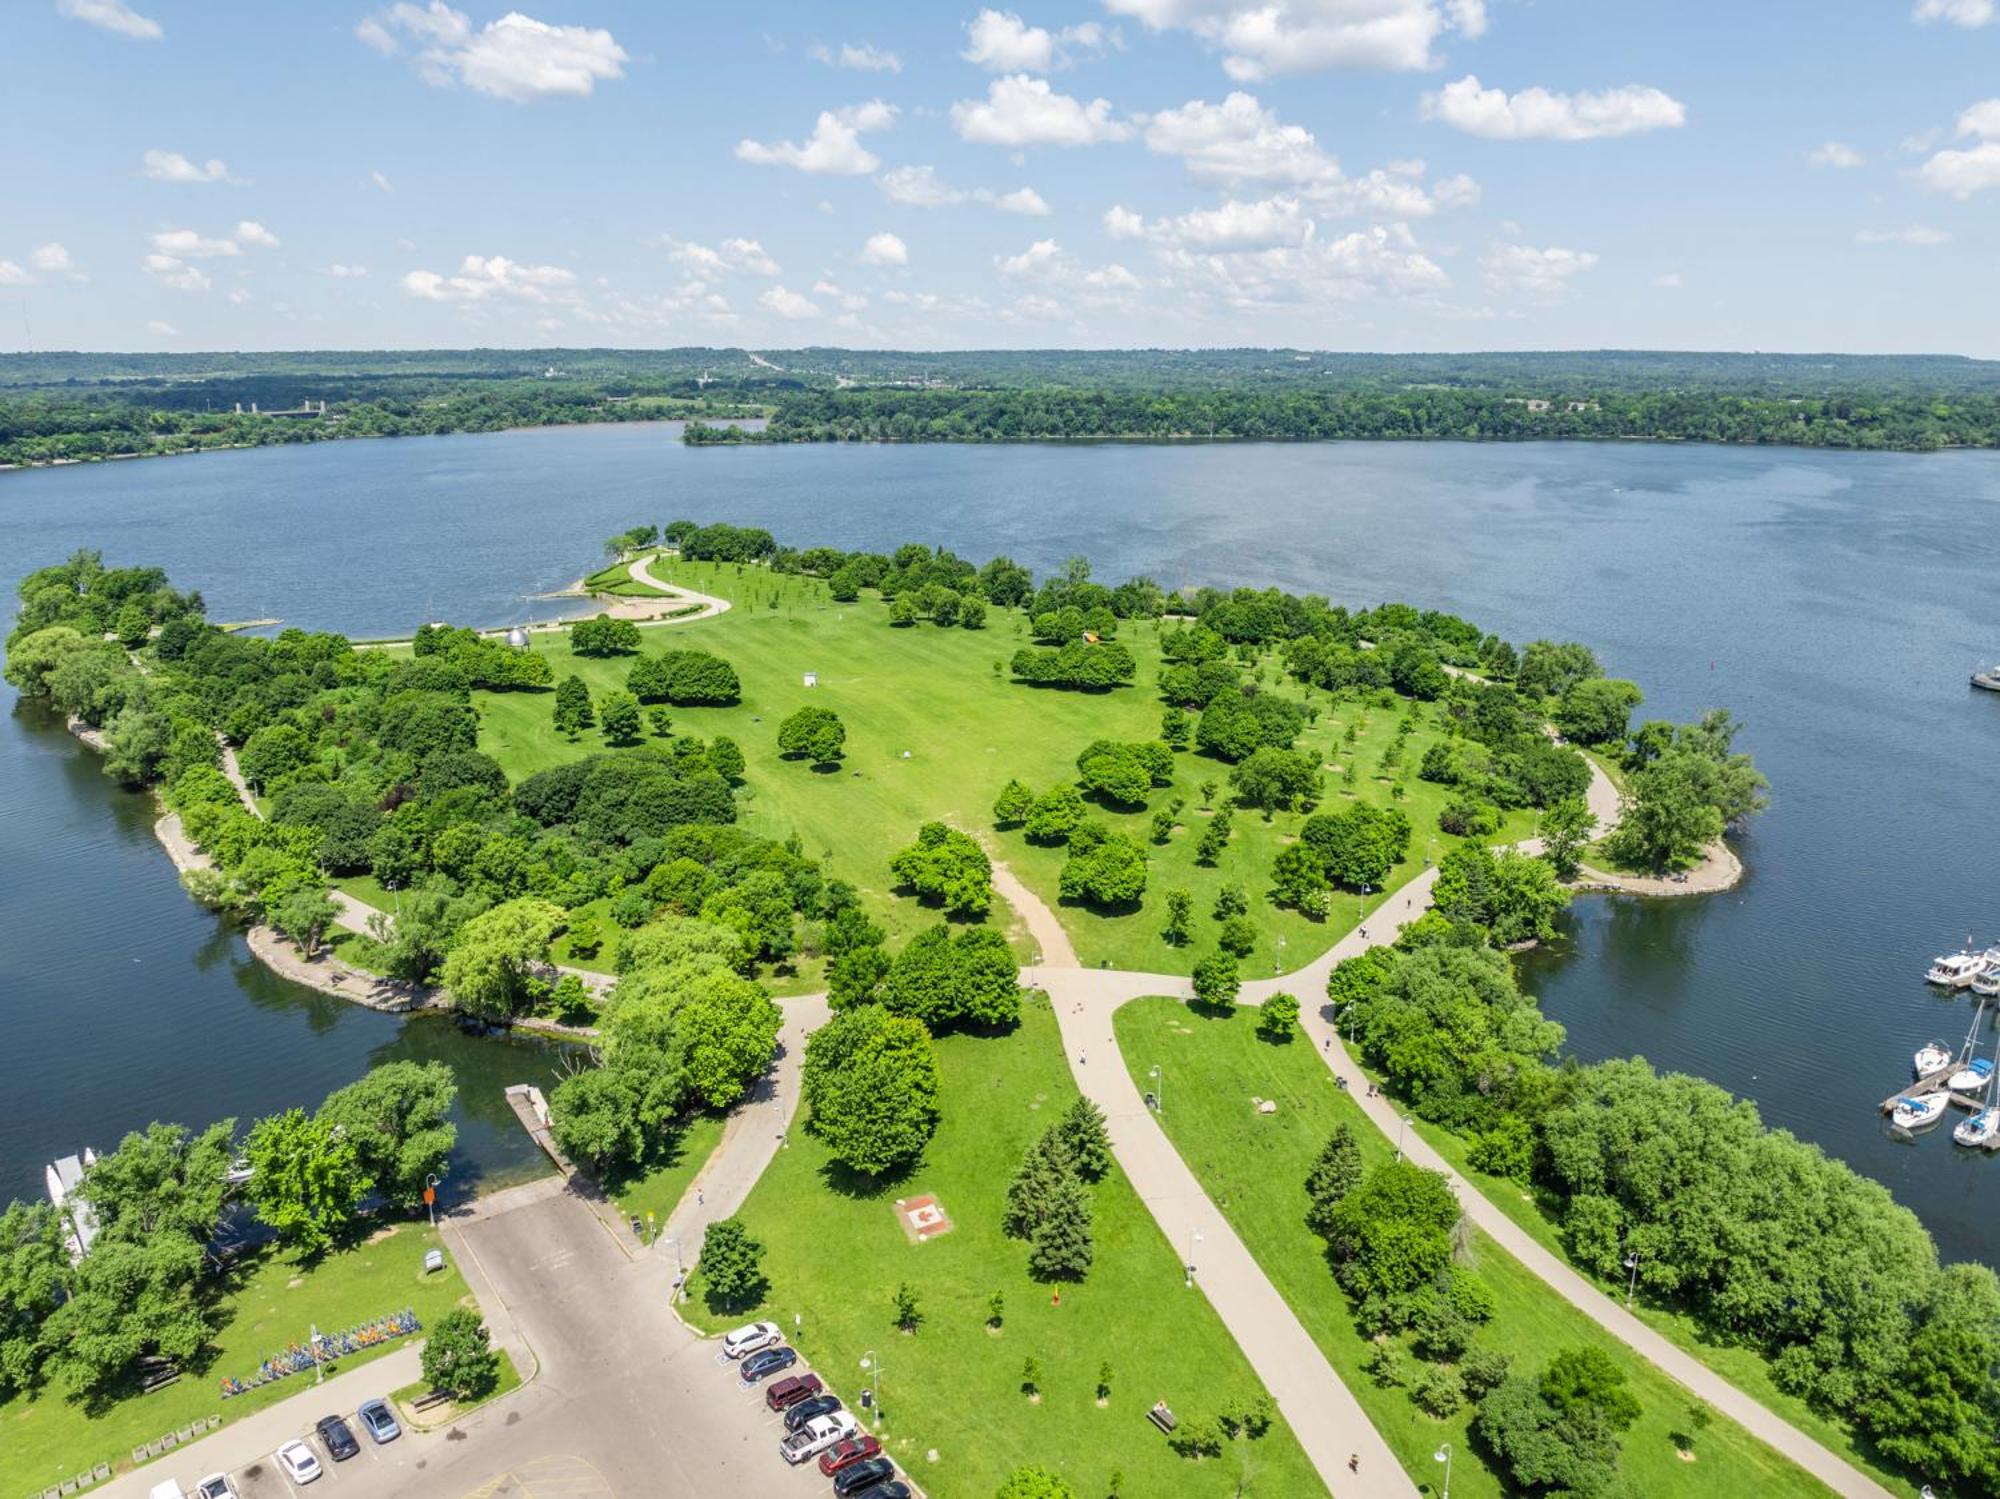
[998,866,1411,1497]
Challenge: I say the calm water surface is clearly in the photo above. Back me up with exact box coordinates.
[3,424,1997,1263]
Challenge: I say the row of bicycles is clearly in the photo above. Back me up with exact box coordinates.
[218,1308,422,1397]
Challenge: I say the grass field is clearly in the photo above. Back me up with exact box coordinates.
[1110,998,1837,1499]
[607,1109,728,1231]
[581,557,673,597]
[1393,1106,1916,1497]
[678,997,1325,1498]
[471,557,1530,978]
[0,1222,471,1495]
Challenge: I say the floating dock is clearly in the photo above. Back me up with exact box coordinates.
[1879,1072,2000,1147]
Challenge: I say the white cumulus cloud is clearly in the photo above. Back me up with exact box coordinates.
[58,0,161,40]
[1917,99,2000,196]
[876,167,1052,215]
[0,261,31,286]
[1104,205,1145,238]
[860,232,909,266]
[962,10,1113,72]
[1103,0,1484,80]
[31,243,75,273]
[952,76,1132,147]
[662,237,782,277]
[1808,141,1865,168]
[1914,0,1994,25]
[1424,76,1686,140]
[359,4,629,102]
[989,186,1052,215]
[142,254,211,292]
[1481,242,1598,295]
[809,41,902,72]
[235,220,281,249]
[738,101,899,175]
[401,253,577,301]
[142,150,232,184]
[759,285,822,319]
[327,263,370,277]
[151,228,240,259]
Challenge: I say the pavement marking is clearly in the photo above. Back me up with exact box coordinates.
[459,1453,612,1498]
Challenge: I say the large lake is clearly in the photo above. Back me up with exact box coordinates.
[3,425,1997,1264]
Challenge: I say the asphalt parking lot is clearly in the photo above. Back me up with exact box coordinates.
[122,1179,884,1499]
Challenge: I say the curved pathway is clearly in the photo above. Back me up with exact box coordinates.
[998,868,1414,1497]
[623,551,731,624]
[1005,770,1886,1499]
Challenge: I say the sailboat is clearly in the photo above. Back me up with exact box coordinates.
[1955,1032,2000,1147]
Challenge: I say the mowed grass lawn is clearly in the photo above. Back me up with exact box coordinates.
[473,557,1530,979]
[607,1109,728,1230]
[1111,998,1836,1499]
[1394,1109,1916,1498]
[0,1222,470,1496]
[679,998,1326,1499]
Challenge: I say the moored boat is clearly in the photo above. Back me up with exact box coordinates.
[1948,1057,1996,1093]
[1892,1093,1952,1130]
[1926,951,1987,988]
[1954,1108,1999,1147]
[1915,1040,1954,1076]
[1973,665,2000,692]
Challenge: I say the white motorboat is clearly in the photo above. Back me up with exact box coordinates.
[1948,1057,1997,1093]
[1914,1041,1954,1076]
[1926,951,1987,988]
[1974,969,2000,997]
[1955,1108,1999,1147]
[1892,1093,1951,1130]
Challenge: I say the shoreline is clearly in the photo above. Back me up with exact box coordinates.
[64,717,598,1042]
[1572,837,1744,898]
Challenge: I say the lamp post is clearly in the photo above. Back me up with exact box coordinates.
[860,1350,882,1424]
[424,1171,442,1228]
[1434,1442,1452,1499]
[1397,1113,1413,1161]
[666,1235,685,1294]
[310,1322,324,1385]
[1623,1251,1641,1308]
[1149,1065,1163,1116]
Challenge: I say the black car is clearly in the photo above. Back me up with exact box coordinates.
[738,1345,797,1382]
[315,1414,360,1461]
[782,1392,842,1433]
[850,1483,911,1499]
[832,1457,897,1496]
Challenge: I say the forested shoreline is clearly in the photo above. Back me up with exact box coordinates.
[10,345,2000,465]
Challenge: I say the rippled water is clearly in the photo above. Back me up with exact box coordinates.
[3,425,1996,1262]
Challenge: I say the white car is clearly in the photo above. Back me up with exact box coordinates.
[275,1439,322,1484]
[723,1319,782,1359]
[196,1478,239,1499]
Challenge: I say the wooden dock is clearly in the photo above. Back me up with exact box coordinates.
[505,1084,576,1175]
[1878,1071,2000,1147]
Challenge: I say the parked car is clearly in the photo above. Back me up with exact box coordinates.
[832,1456,898,1496]
[723,1319,783,1359]
[147,1482,188,1499]
[357,1397,401,1444]
[779,1409,857,1464]
[275,1439,323,1485]
[763,1372,824,1411]
[316,1414,360,1461]
[740,1345,798,1383]
[851,1482,912,1499]
[194,1477,239,1499]
[783,1392,843,1433]
[819,1434,884,1476]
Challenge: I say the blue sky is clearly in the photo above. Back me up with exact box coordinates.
[3,0,1998,353]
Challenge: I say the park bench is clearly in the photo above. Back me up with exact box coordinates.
[410,1390,453,1413]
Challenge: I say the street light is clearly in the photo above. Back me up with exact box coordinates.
[310,1322,324,1385]
[859,1350,883,1424]
[1434,1442,1452,1499]
[1623,1252,1641,1308]
[665,1235,685,1296]
[1149,1064,1163,1116]
[424,1171,443,1229]
[1397,1114,1413,1161]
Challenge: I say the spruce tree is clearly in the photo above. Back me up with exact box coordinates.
[1304,1123,1365,1239]
[1056,1097,1112,1181]
[1028,1172,1095,1280]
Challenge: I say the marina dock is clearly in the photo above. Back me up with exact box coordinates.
[505,1083,576,1175]
[1879,1071,2000,1146]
